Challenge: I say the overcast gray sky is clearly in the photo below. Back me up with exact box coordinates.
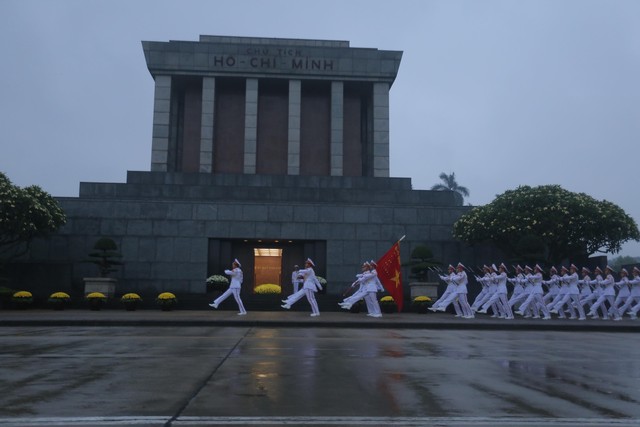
[1,0,639,256]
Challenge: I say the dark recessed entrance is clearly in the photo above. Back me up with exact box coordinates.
[207,239,326,300]
[253,247,282,293]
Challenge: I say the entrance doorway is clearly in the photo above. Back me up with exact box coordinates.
[207,238,326,298]
[253,248,282,294]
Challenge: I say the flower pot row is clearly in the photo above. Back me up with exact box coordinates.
[8,291,179,311]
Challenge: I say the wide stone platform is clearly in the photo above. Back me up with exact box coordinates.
[1,309,638,332]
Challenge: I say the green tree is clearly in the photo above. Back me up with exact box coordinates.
[0,172,67,264]
[87,237,123,277]
[431,172,470,200]
[609,255,640,271]
[452,185,640,265]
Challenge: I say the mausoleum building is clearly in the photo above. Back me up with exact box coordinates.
[22,36,497,304]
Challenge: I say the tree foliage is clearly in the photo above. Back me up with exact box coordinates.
[0,172,67,263]
[87,237,123,277]
[453,185,640,264]
[431,172,470,199]
[403,244,441,281]
[609,255,640,271]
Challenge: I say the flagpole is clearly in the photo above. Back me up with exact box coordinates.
[398,235,406,243]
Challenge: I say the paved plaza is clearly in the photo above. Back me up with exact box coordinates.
[0,310,639,426]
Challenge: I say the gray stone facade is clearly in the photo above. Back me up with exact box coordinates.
[25,172,495,298]
[12,36,504,304]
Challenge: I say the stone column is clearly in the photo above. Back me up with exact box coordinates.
[372,82,390,178]
[287,79,301,175]
[199,77,215,173]
[150,75,172,172]
[330,81,344,176]
[244,78,258,174]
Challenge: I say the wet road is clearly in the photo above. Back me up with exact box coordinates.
[0,326,639,426]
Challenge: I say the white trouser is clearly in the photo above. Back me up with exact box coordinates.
[628,299,640,314]
[214,288,246,313]
[342,288,367,305]
[364,292,381,316]
[509,292,528,308]
[473,290,493,310]
[519,293,549,317]
[542,292,557,304]
[547,293,565,310]
[286,289,307,305]
[581,293,607,317]
[589,295,620,319]
[305,289,320,314]
[433,289,454,308]
[457,293,473,317]
[553,293,584,318]
[619,296,640,314]
[483,292,512,317]
[470,289,488,309]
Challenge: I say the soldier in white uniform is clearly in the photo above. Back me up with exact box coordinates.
[430,265,463,316]
[478,263,513,319]
[366,260,384,317]
[291,265,302,293]
[550,264,585,320]
[613,268,630,312]
[588,266,622,321]
[471,265,493,311]
[452,263,474,318]
[478,265,501,317]
[507,265,526,310]
[434,262,474,318]
[281,258,322,316]
[623,267,640,319]
[547,267,570,319]
[585,267,608,319]
[339,261,383,317]
[512,266,535,317]
[577,267,593,313]
[209,259,247,315]
[516,265,551,319]
[542,266,560,305]
[339,262,372,310]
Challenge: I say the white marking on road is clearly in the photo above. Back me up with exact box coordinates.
[0,416,168,426]
[1,416,640,426]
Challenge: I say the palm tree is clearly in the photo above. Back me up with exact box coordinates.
[431,172,470,199]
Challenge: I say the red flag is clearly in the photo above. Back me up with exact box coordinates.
[376,241,403,312]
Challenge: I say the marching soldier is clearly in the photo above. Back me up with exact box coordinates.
[281,258,322,316]
[209,259,247,315]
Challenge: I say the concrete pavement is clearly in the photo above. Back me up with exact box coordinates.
[1,308,639,331]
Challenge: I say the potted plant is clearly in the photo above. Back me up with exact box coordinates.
[88,237,123,276]
[379,295,398,313]
[206,275,229,293]
[11,291,33,310]
[86,292,107,310]
[254,284,281,295]
[404,245,441,301]
[83,237,123,299]
[412,296,433,314]
[121,293,142,311]
[251,283,282,310]
[48,292,71,310]
[404,245,441,282]
[156,292,177,311]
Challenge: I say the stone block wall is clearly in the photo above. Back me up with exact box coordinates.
[22,172,502,298]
